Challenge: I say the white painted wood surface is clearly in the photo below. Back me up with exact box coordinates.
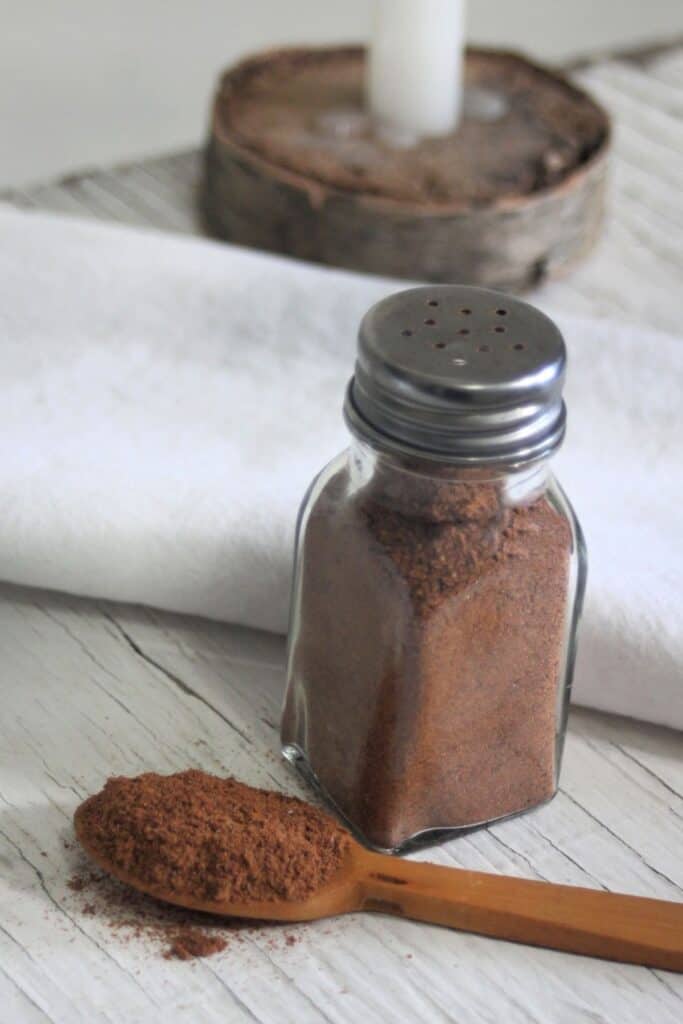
[1,47,682,1024]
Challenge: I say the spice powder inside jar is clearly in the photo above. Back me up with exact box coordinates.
[282,285,586,852]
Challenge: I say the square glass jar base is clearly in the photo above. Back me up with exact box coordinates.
[282,743,558,855]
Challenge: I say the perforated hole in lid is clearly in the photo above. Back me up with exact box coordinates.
[382,285,565,390]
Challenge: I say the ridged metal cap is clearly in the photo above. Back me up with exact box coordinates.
[344,285,567,466]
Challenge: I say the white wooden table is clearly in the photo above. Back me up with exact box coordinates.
[1,46,682,1024]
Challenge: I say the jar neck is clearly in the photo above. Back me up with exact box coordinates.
[348,439,551,511]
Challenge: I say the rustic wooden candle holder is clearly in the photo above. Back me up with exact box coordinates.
[203,46,610,292]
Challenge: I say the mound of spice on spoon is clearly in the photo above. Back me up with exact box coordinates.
[75,770,350,905]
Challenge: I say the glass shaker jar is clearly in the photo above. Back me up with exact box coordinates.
[282,286,587,852]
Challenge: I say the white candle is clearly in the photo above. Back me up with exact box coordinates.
[367,0,465,144]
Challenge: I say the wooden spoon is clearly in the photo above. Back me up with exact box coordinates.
[74,810,683,971]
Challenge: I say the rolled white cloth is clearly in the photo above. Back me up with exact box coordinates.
[1,206,681,728]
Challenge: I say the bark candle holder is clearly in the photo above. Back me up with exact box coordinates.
[203,46,610,292]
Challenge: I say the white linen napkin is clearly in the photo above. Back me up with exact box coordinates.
[1,206,681,728]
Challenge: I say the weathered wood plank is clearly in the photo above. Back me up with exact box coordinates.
[1,581,681,1023]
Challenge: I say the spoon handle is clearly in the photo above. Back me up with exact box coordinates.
[358,852,683,971]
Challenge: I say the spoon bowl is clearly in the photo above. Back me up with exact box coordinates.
[75,805,683,972]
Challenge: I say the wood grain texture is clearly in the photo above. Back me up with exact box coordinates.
[0,45,682,1024]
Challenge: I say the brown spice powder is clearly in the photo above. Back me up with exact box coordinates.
[283,465,572,850]
[163,928,228,960]
[66,860,255,960]
[76,770,350,905]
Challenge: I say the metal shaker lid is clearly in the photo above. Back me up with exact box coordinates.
[344,285,567,465]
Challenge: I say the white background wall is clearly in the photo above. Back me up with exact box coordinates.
[1,0,681,188]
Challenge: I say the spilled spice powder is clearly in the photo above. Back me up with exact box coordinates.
[75,770,350,905]
[65,859,254,960]
[164,928,227,961]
